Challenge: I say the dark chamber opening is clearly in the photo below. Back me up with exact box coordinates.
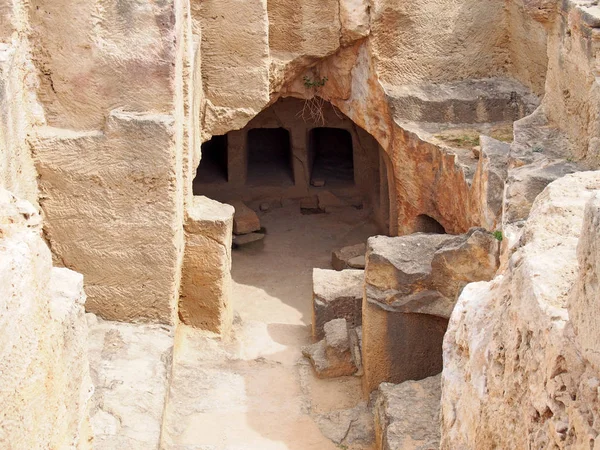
[415,214,446,234]
[195,135,228,184]
[246,128,294,186]
[309,127,354,187]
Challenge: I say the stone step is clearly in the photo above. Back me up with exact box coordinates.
[302,318,358,379]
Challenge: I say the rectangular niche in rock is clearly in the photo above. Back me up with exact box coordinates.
[195,135,228,184]
[309,127,355,188]
[246,128,293,186]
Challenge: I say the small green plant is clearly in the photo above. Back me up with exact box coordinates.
[566,156,575,162]
[532,146,544,153]
[493,230,503,242]
[303,75,328,89]
[299,75,329,124]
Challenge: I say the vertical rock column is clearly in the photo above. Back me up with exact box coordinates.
[179,196,234,334]
[0,189,92,449]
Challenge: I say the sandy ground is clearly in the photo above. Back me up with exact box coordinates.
[161,202,379,450]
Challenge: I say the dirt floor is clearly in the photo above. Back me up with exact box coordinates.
[160,201,379,450]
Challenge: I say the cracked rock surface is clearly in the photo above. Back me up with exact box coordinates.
[87,315,174,450]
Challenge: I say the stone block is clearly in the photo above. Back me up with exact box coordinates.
[179,196,234,334]
[312,268,364,339]
[362,229,499,394]
[303,319,357,379]
[33,112,183,325]
[230,200,261,235]
[318,191,347,210]
[332,243,366,271]
[374,375,441,450]
[300,196,319,210]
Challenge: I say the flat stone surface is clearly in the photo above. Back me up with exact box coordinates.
[348,255,366,269]
[313,268,364,339]
[230,200,261,235]
[375,375,441,450]
[332,243,367,271]
[88,317,174,450]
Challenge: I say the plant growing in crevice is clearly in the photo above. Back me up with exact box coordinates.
[299,75,329,125]
[493,230,503,242]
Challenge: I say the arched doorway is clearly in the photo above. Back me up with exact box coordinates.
[193,97,393,234]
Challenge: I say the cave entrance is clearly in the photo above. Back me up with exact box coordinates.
[191,98,395,236]
[246,128,294,186]
[309,127,354,188]
[415,214,446,234]
[196,135,228,184]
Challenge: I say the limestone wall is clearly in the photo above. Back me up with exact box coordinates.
[33,112,184,324]
[542,1,600,166]
[0,189,92,449]
[370,0,508,88]
[442,171,600,448]
[0,0,40,206]
[505,0,549,96]
[28,0,188,325]
[28,0,178,130]
[194,0,537,236]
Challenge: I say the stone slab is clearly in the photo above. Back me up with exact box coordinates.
[332,243,367,271]
[230,200,261,235]
[312,268,364,339]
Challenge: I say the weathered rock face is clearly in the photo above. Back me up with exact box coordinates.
[0,0,41,207]
[332,243,367,271]
[362,229,499,394]
[312,268,364,339]
[303,318,358,379]
[374,375,441,450]
[88,316,173,450]
[542,2,600,166]
[26,0,188,326]
[179,196,234,334]
[469,136,510,232]
[33,112,184,325]
[442,171,600,449]
[0,189,92,449]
